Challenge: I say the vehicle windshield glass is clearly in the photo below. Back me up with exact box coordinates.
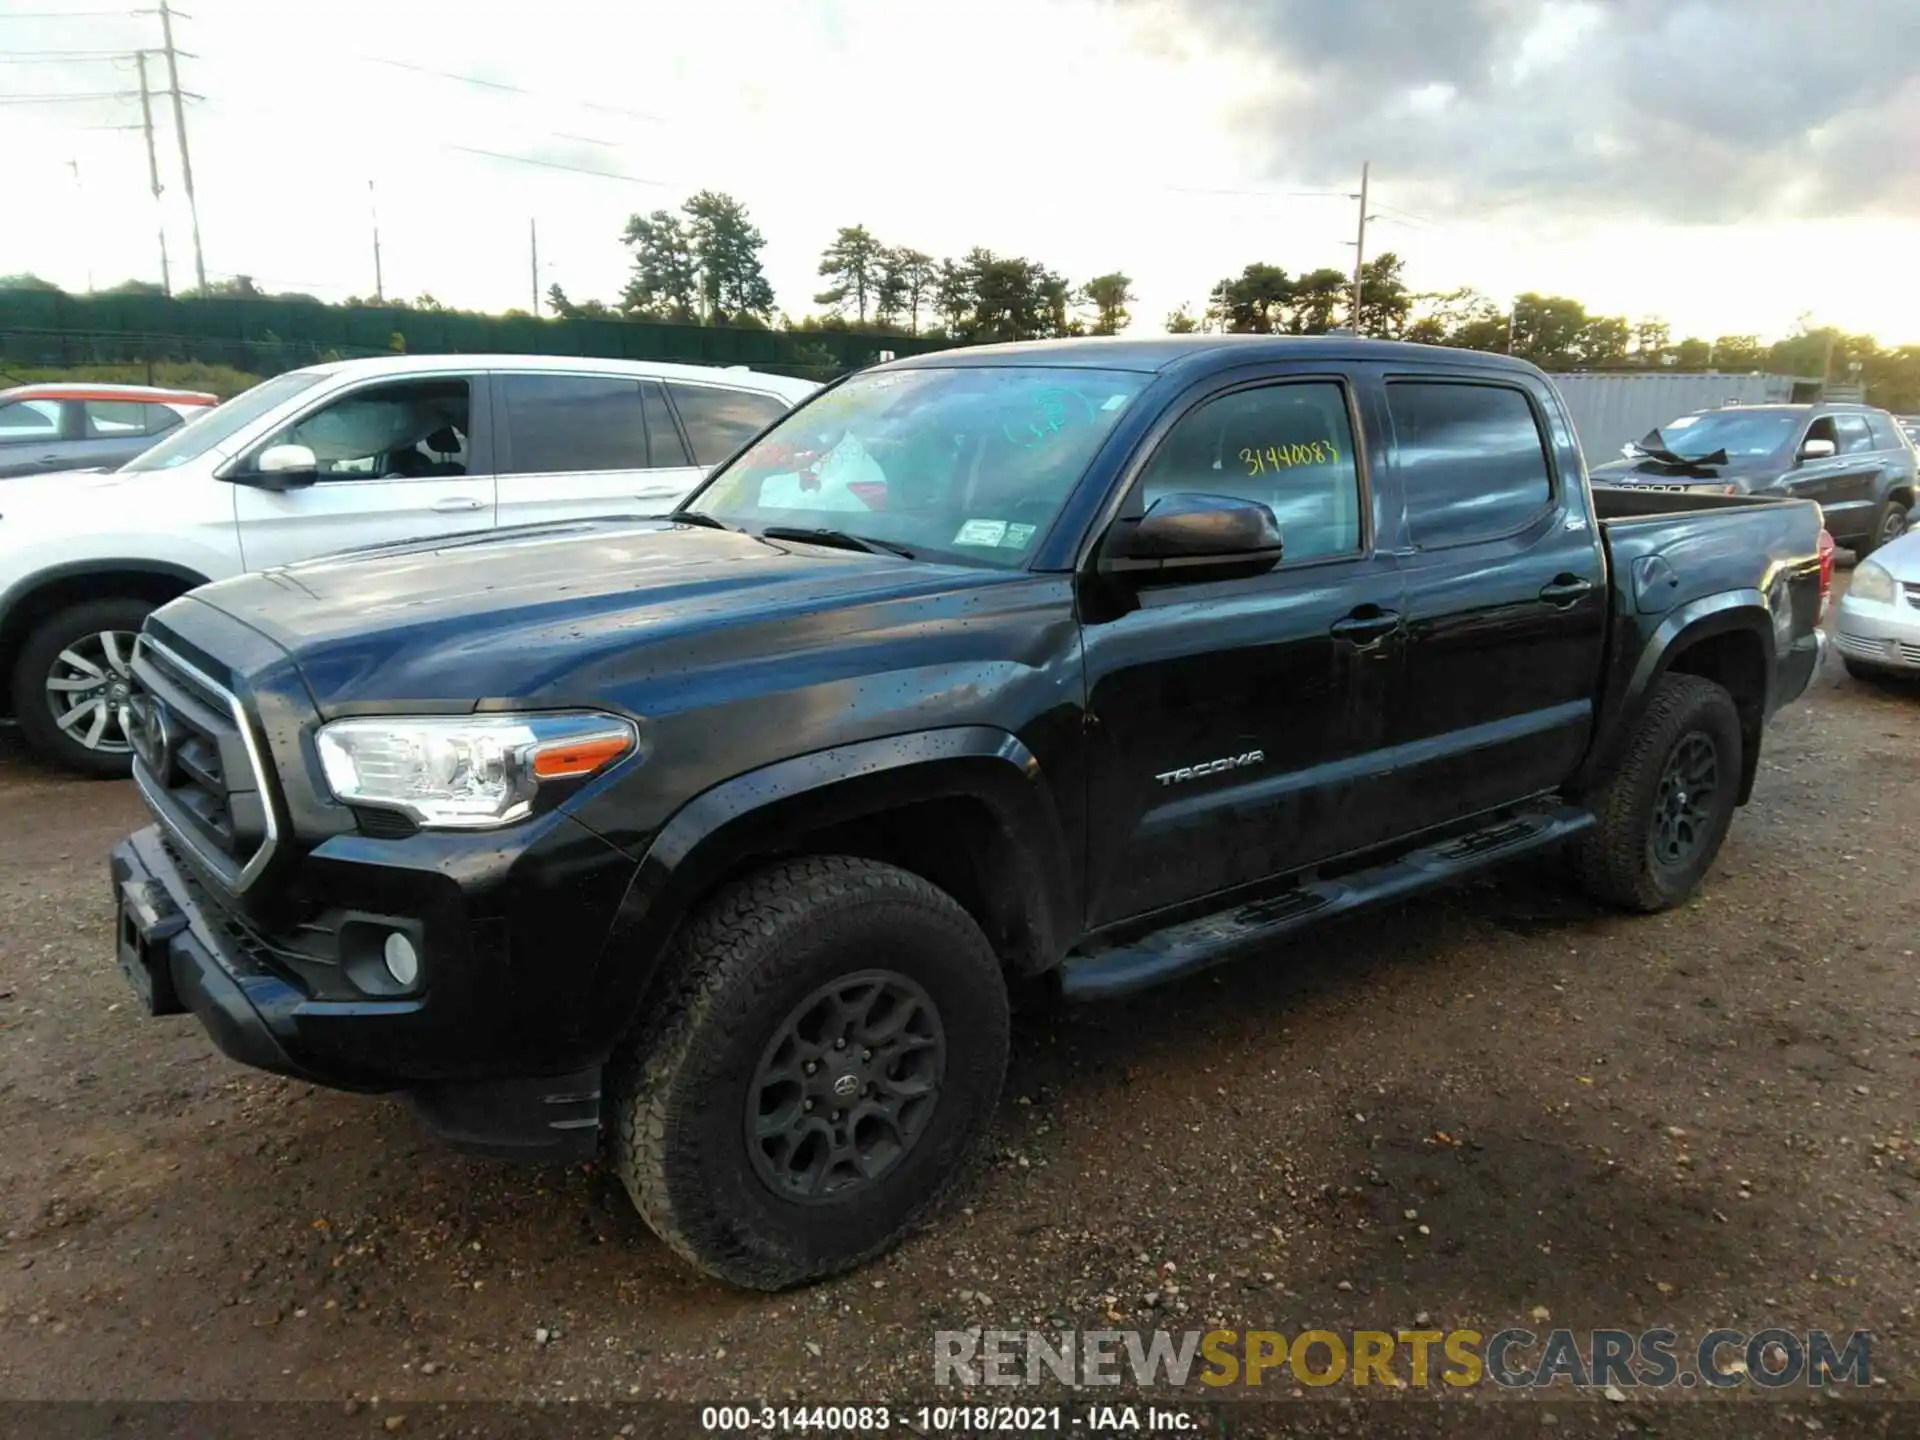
[684,365,1151,567]
[1641,410,1799,460]
[119,371,325,471]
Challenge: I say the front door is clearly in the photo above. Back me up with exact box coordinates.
[232,374,497,571]
[1079,372,1404,929]
[1378,371,1608,830]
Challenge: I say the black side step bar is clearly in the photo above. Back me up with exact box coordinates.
[1058,804,1595,1001]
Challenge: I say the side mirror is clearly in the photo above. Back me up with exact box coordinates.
[1102,492,1284,577]
[1799,437,1837,461]
[247,443,319,490]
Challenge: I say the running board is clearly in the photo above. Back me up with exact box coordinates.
[1058,804,1595,1001]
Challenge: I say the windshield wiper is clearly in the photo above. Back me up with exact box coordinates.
[757,525,917,560]
[669,511,733,531]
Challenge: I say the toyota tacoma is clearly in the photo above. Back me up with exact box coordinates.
[109,337,1830,1289]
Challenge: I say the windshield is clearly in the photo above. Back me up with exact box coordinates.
[1637,410,1799,460]
[119,370,326,471]
[685,365,1151,567]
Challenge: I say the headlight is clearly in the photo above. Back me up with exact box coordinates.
[315,711,638,829]
[1849,560,1898,605]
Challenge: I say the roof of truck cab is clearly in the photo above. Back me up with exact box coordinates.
[879,334,1546,376]
[287,353,818,398]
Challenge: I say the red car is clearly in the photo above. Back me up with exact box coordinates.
[0,382,220,478]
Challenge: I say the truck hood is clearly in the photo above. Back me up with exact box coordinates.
[182,517,1008,710]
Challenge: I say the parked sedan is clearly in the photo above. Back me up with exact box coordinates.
[1835,527,1920,683]
[0,382,219,478]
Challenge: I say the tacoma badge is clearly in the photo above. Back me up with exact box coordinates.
[1155,750,1265,786]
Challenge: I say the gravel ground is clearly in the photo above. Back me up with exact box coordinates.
[0,599,1915,1438]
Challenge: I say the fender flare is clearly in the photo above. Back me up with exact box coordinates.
[586,726,1078,1052]
[0,558,213,638]
[1576,588,1776,799]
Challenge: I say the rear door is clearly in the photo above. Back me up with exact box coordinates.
[493,373,700,526]
[1078,367,1406,927]
[232,373,497,570]
[1378,369,1608,829]
[0,395,79,476]
[77,399,175,471]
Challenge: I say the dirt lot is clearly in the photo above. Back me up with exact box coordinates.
[0,604,1916,1437]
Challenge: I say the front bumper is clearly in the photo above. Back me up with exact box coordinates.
[1835,593,1920,672]
[110,822,630,1161]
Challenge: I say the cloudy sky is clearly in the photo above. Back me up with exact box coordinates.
[4,0,1917,343]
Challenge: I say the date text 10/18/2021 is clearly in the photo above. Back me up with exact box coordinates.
[701,1406,1196,1433]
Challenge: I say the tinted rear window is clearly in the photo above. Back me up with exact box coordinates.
[1389,381,1554,549]
[502,374,645,474]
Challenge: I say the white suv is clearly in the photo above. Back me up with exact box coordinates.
[0,354,816,776]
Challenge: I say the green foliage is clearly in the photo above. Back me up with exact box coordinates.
[683,190,775,325]
[1164,304,1200,334]
[1354,253,1412,338]
[1082,272,1135,336]
[815,225,887,325]
[1207,263,1291,333]
[882,247,936,334]
[0,273,63,292]
[0,360,261,398]
[619,209,700,322]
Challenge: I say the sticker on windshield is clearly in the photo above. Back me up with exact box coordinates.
[1101,394,1131,411]
[1665,415,1698,428]
[1001,522,1037,548]
[955,518,1009,547]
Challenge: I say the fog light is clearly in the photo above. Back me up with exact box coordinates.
[382,931,420,988]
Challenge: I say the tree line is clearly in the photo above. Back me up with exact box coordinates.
[7,195,1919,410]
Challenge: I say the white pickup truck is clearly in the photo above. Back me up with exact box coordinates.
[0,353,816,775]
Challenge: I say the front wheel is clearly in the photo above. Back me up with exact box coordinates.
[10,598,156,778]
[1574,673,1743,913]
[610,856,1009,1289]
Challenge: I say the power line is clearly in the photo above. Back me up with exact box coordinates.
[361,55,667,123]
[446,144,669,186]
[0,90,136,102]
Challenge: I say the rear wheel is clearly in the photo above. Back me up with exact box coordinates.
[1855,498,1910,558]
[609,855,1009,1289]
[1574,673,1743,913]
[11,598,155,778]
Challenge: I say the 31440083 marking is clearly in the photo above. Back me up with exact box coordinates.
[1241,440,1339,475]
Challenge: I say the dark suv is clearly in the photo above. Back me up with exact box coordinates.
[1590,402,1917,556]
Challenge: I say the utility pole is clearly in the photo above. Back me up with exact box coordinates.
[1347,161,1371,333]
[530,218,539,317]
[135,51,172,296]
[369,180,384,302]
[156,0,206,293]
[1507,296,1520,355]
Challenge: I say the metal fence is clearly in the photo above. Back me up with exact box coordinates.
[1546,370,1824,462]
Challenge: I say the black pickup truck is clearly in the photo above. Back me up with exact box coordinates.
[109,337,1829,1290]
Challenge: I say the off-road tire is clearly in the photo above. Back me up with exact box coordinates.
[609,856,1009,1290]
[11,598,155,779]
[1574,673,1743,913]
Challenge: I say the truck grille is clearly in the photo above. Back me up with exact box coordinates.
[128,636,279,892]
[1903,582,1920,610]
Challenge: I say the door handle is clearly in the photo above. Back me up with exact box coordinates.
[1330,609,1401,645]
[1539,575,1595,605]
[431,497,485,513]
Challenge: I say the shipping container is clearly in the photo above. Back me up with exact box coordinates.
[1545,371,1823,462]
